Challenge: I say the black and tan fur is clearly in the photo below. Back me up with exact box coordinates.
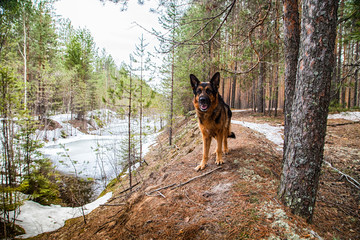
[190,72,235,171]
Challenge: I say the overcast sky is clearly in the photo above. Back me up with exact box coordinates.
[54,0,161,66]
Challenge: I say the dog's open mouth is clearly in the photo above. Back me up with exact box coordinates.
[200,103,209,112]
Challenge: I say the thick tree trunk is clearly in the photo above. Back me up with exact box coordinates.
[279,0,338,223]
[283,0,300,156]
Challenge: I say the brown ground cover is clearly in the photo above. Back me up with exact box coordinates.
[33,110,359,240]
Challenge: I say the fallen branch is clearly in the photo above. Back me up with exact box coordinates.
[118,181,141,195]
[171,166,222,190]
[324,160,360,190]
[100,203,126,207]
[310,230,324,240]
[145,183,176,196]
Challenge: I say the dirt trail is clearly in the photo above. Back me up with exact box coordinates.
[34,111,360,240]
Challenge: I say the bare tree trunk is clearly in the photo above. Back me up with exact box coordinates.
[341,40,348,107]
[23,7,27,111]
[139,54,143,163]
[279,0,338,223]
[273,0,280,117]
[354,42,359,107]
[128,71,133,191]
[268,64,273,116]
[338,1,345,106]
[231,61,237,108]
[283,0,300,156]
[257,25,265,113]
[169,49,174,146]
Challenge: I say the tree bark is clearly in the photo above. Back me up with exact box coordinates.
[283,0,300,156]
[256,24,265,113]
[354,42,359,107]
[279,0,338,223]
[231,61,237,108]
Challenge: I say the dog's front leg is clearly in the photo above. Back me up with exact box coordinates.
[195,135,212,171]
[215,134,224,165]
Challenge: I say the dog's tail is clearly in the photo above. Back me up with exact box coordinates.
[228,132,236,138]
[227,107,236,138]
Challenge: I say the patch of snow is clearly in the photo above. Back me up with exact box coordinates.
[232,120,284,151]
[12,192,112,239]
[232,112,360,152]
[328,111,360,121]
[38,110,163,196]
[231,109,253,113]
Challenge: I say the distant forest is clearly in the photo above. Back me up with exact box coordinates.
[1,0,359,122]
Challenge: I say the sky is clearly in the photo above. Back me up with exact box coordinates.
[54,0,161,66]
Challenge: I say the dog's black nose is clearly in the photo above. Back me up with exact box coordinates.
[199,96,207,104]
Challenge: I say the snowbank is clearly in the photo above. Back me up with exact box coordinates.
[232,120,284,151]
[327,111,360,121]
[231,111,360,150]
[13,192,112,239]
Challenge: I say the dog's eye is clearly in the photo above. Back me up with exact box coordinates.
[206,89,212,95]
[197,89,202,95]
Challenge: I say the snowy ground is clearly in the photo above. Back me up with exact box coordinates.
[327,111,360,121]
[231,120,284,151]
[232,111,360,150]
[39,109,162,196]
[10,109,162,239]
[11,192,112,239]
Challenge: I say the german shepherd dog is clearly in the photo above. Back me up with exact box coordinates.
[190,72,235,171]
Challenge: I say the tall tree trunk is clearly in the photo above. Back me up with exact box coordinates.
[336,0,345,106]
[273,0,280,117]
[341,40,348,107]
[257,25,265,113]
[128,71,133,192]
[231,62,237,108]
[279,0,338,223]
[283,0,300,156]
[169,49,174,146]
[268,64,273,116]
[139,54,143,163]
[354,42,359,107]
[23,7,27,111]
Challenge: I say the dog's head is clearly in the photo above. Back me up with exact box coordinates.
[190,72,220,112]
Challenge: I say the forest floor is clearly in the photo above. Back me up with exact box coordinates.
[32,110,360,240]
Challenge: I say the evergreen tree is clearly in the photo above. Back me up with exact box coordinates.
[64,27,95,128]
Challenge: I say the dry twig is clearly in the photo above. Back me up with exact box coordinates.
[171,166,222,190]
[324,160,360,190]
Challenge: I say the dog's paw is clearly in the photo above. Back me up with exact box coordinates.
[215,158,224,165]
[223,148,229,154]
[195,164,206,171]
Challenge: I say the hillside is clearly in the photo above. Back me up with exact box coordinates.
[33,111,360,240]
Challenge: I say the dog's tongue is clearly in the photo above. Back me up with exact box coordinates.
[200,104,208,110]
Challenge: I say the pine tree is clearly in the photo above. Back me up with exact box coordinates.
[279,0,339,222]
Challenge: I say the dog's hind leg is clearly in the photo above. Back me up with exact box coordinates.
[195,135,212,171]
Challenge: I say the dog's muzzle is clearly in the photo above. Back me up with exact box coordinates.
[199,96,210,112]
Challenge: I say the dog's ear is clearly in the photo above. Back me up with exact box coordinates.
[190,74,200,91]
[210,72,220,90]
